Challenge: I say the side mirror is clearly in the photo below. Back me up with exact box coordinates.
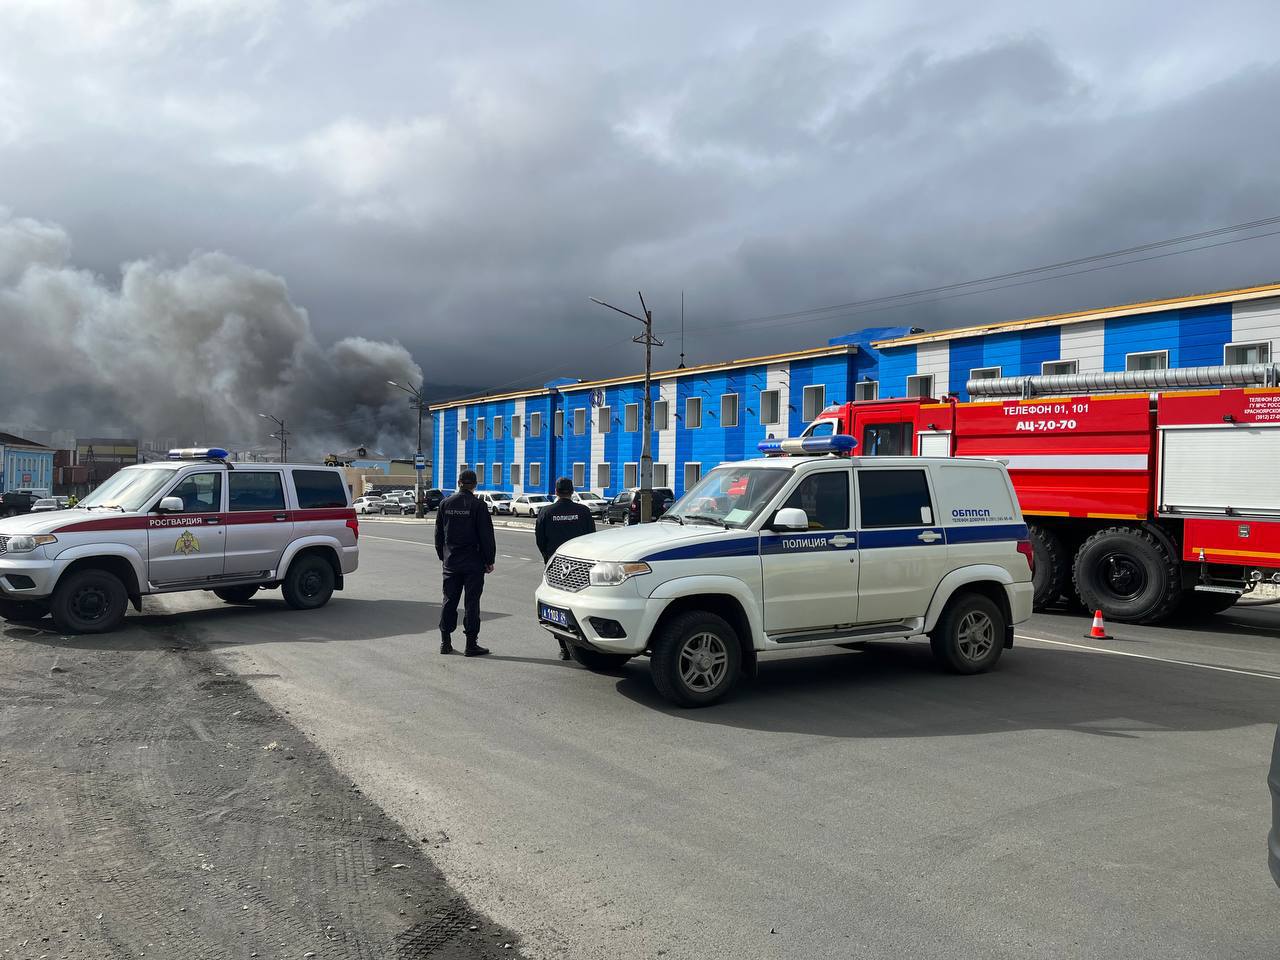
[157,496,185,513]
[772,507,809,531]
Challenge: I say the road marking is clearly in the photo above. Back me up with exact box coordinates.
[362,534,431,547]
[1015,633,1280,681]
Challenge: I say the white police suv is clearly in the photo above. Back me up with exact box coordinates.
[535,435,1034,706]
[0,448,359,634]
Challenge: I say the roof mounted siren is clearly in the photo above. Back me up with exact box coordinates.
[167,447,231,463]
[757,435,857,457]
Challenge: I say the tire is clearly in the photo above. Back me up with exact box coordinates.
[50,569,128,634]
[567,644,632,672]
[650,610,742,707]
[1072,526,1180,624]
[0,598,50,621]
[1029,524,1069,610]
[213,586,259,604]
[1181,589,1240,617]
[929,592,1006,674]
[280,553,336,611]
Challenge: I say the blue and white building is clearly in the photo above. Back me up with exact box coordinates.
[431,281,1280,497]
[0,432,55,494]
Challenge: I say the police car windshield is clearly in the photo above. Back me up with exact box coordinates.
[79,467,178,512]
[667,466,790,528]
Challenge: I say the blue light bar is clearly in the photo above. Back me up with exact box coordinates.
[757,434,858,456]
[167,447,230,460]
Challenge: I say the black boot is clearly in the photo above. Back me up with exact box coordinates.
[440,633,454,655]
[464,638,490,657]
[557,639,571,661]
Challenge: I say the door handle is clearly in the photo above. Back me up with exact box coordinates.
[829,534,854,548]
[917,530,942,543]
[203,516,223,525]
[273,513,289,521]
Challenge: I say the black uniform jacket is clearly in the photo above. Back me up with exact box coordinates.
[434,491,497,571]
[535,498,596,562]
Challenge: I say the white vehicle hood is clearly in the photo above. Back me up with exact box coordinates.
[0,509,95,536]
[558,521,756,563]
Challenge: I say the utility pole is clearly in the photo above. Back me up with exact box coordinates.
[258,413,289,462]
[388,380,428,519]
[590,293,664,522]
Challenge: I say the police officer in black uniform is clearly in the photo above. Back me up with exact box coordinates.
[535,477,597,659]
[434,469,496,656]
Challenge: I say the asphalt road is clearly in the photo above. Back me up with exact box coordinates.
[151,516,1279,960]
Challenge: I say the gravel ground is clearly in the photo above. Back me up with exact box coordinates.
[0,610,521,960]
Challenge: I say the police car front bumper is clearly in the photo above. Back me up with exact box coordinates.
[0,554,58,599]
[534,581,667,656]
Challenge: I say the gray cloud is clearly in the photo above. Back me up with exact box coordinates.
[0,0,1278,414]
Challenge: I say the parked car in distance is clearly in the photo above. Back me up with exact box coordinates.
[383,494,418,515]
[477,491,514,515]
[571,491,608,517]
[604,487,676,525]
[511,494,552,517]
[353,496,384,515]
[0,491,38,517]
[30,498,63,513]
[422,489,444,511]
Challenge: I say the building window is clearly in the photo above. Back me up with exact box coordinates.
[1042,360,1078,376]
[530,462,541,487]
[597,463,611,488]
[906,374,934,398]
[721,393,739,428]
[624,462,638,489]
[654,399,669,431]
[653,463,669,487]
[684,462,701,490]
[475,463,485,485]
[625,403,639,433]
[573,408,586,435]
[494,416,503,440]
[598,405,611,434]
[573,462,585,488]
[969,366,1001,380]
[553,410,563,437]
[1126,350,1168,372]
[802,384,825,421]
[511,415,521,437]
[530,412,542,436]
[459,419,468,440]
[476,418,486,440]
[760,389,780,425]
[685,397,702,429]
[854,380,879,401]
[492,463,503,487]
[1225,341,1270,365]
[511,463,520,486]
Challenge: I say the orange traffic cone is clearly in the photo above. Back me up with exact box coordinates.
[1085,610,1112,640]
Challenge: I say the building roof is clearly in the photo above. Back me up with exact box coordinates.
[428,342,856,412]
[871,280,1280,348]
[0,432,49,448]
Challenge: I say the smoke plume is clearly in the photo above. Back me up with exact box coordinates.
[0,210,423,458]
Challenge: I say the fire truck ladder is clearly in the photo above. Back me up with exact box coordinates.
[967,363,1280,400]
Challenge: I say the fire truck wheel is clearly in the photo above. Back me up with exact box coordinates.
[1180,590,1240,617]
[213,586,259,604]
[1029,525,1069,609]
[1072,526,1180,624]
[650,610,742,707]
[50,569,128,634]
[929,592,1006,674]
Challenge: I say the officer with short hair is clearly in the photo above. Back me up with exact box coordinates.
[434,469,496,656]
[535,476,596,659]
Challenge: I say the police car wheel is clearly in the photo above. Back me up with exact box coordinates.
[0,599,49,621]
[281,554,335,610]
[213,586,259,604]
[650,611,742,707]
[929,592,1005,674]
[51,569,128,634]
[567,644,632,672]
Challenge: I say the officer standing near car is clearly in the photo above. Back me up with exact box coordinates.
[434,469,496,656]
[535,477,596,659]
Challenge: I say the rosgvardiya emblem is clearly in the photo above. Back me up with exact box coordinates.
[174,530,201,556]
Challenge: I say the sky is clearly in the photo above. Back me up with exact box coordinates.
[2,0,1280,444]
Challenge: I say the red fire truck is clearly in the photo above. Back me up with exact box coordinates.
[806,367,1280,623]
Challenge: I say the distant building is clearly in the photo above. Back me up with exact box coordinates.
[431,280,1280,498]
[77,437,139,487]
[0,432,55,494]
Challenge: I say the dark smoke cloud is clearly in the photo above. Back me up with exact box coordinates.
[0,211,422,457]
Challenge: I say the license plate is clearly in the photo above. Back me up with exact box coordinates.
[539,603,571,628]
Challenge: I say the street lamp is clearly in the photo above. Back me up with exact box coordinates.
[388,379,427,519]
[258,413,288,462]
[590,293,663,523]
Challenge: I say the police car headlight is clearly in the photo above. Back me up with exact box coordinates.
[6,534,57,553]
[589,561,651,586]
